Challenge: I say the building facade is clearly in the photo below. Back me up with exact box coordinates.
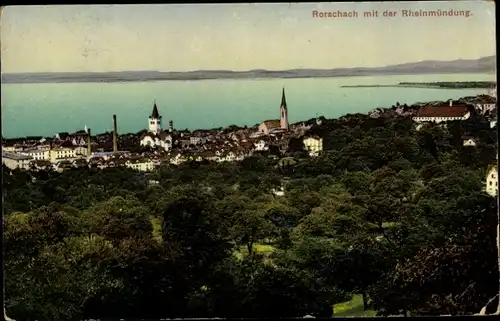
[486,165,498,197]
[303,136,323,156]
[2,152,33,170]
[412,101,471,123]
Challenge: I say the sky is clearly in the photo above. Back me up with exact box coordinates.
[0,1,496,73]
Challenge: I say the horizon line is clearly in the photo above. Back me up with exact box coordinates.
[2,55,495,75]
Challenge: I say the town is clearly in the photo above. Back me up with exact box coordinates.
[2,88,498,196]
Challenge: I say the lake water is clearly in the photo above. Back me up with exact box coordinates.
[1,73,495,138]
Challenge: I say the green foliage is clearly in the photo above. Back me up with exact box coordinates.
[3,114,498,319]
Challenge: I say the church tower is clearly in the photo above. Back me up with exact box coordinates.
[280,88,289,130]
[148,100,162,135]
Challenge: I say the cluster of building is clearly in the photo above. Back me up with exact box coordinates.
[371,92,498,197]
[2,88,497,197]
[2,88,325,173]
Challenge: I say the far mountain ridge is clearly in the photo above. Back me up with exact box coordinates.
[2,55,495,84]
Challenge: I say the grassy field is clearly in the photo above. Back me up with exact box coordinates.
[333,294,377,317]
[150,217,163,243]
[234,243,276,260]
[141,228,377,317]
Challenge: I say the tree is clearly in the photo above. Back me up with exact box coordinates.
[229,197,274,257]
[161,195,233,316]
[82,196,152,242]
[370,199,498,315]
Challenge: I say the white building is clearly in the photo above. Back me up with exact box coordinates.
[486,165,498,197]
[2,145,24,152]
[412,101,471,123]
[169,153,188,165]
[466,94,497,114]
[254,139,269,151]
[462,137,478,147]
[303,136,323,156]
[190,136,206,146]
[272,186,285,196]
[2,152,33,170]
[23,148,51,161]
[140,102,174,151]
[21,146,87,163]
[125,158,155,172]
[49,147,78,163]
[140,132,173,151]
[74,146,88,156]
[149,101,162,135]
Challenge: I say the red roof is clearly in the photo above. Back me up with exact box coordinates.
[262,120,281,128]
[415,105,469,118]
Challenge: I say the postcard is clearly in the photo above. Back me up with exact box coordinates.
[1,1,498,320]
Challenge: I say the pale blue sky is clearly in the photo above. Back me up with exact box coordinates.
[0,1,496,73]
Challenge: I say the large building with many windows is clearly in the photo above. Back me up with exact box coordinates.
[412,100,471,123]
[2,151,33,170]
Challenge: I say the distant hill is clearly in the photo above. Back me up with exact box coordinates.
[2,56,495,84]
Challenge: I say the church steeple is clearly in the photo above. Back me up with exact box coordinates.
[281,88,287,110]
[151,100,161,119]
[280,88,289,131]
[148,100,162,135]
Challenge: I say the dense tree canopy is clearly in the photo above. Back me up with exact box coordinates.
[3,113,498,320]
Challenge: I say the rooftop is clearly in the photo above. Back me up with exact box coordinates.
[90,151,129,157]
[150,101,161,119]
[415,105,469,118]
[262,120,281,128]
[2,151,33,160]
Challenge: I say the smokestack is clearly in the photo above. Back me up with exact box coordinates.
[449,100,453,107]
[87,128,92,156]
[113,114,118,153]
[169,120,173,133]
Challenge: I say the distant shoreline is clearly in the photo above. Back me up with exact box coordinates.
[1,71,497,84]
[342,81,496,89]
[1,55,495,84]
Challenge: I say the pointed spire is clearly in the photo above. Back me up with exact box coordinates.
[281,88,287,108]
[151,100,160,119]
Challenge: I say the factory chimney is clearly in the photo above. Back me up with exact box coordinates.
[113,114,118,153]
[87,128,92,156]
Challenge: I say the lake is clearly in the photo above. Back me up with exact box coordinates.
[1,73,495,138]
